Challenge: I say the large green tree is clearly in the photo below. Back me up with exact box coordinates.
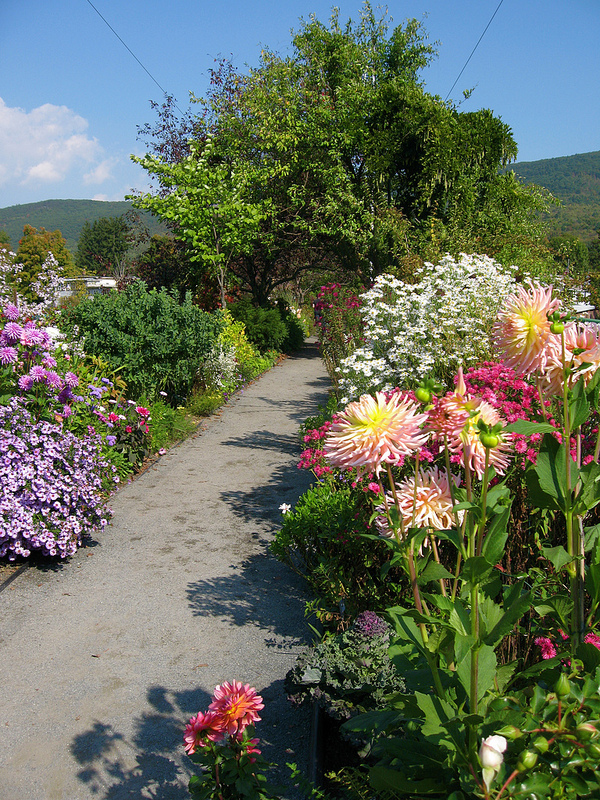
[75,216,130,276]
[133,2,552,302]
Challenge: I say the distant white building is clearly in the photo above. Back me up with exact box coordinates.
[59,276,117,300]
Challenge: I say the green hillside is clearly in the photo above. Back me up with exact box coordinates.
[0,199,166,253]
[510,150,600,242]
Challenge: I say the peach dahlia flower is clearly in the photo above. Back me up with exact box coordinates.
[323,392,429,476]
[543,321,600,395]
[493,281,560,376]
[375,467,460,538]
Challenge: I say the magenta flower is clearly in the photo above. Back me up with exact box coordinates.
[208,681,264,736]
[2,321,22,343]
[534,636,557,660]
[3,303,20,321]
[29,365,46,383]
[183,710,225,754]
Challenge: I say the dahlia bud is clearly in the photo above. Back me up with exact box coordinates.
[554,673,571,697]
[517,749,538,771]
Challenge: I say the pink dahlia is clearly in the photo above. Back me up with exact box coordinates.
[543,321,600,395]
[208,681,264,736]
[183,709,225,754]
[323,392,429,476]
[493,281,560,376]
[449,398,512,480]
[375,467,461,538]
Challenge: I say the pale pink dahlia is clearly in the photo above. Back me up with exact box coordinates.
[447,398,513,480]
[543,321,600,395]
[375,467,461,538]
[493,281,560,376]
[208,681,264,736]
[323,392,429,476]
[183,709,225,754]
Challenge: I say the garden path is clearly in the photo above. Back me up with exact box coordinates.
[0,339,330,800]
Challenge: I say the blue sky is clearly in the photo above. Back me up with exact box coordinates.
[0,0,598,208]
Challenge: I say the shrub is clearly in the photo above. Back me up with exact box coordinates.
[228,299,288,352]
[60,281,223,401]
[270,482,407,628]
[314,283,364,387]
[0,399,115,560]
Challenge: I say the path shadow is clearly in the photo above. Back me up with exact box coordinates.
[70,679,310,799]
[186,549,309,646]
[71,684,211,799]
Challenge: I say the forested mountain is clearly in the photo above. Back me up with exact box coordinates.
[510,150,600,241]
[0,199,166,253]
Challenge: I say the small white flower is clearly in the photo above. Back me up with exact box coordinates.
[479,735,507,791]
[279,503,292,514]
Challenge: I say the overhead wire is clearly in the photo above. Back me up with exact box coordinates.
[444,0,505,102]
[83,0,185,115]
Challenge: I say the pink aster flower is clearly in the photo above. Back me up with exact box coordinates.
[136,406,150,417]
[29,365,46,382]
[324,392,429,476]
[584,632,600,650]
[2,321,23,343]
[183,710,225,754]
[3,303,19,321]
[64,371,79,388]
[208,681,264,736]
[375,467,461,538]
[0,346,17,365]
[493,281,560,376]
[535,636,557,660]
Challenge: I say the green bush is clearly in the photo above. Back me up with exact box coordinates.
[276,300,305,352]
[270,482,407,628]
[228,299,288,352]
[60,281,223,401]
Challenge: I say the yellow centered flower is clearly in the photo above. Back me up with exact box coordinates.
[324,391,429,476]
[493,282,560,376]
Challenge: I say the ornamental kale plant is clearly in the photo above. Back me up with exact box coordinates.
[337,254,518,402]
[285,611,405,722]
[0,399,115,560]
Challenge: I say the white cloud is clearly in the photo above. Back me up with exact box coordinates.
[0,98,106,188]
[83,159,116,185]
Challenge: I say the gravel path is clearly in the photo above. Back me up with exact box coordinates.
[0,340,330,800]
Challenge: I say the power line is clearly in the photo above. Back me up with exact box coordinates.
[444,0,505,102]
[84,0,185,115]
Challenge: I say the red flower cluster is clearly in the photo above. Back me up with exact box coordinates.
[183,681,264,755]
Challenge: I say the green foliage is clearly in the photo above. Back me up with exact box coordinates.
[76,215,130,275]
[135,234,202,302]
[14,225,75,300]
[285,612,405,722]
[228,300,289,353]
[60,280,223,401]
[270,482,408,628]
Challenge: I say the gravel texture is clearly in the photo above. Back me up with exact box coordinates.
[0,339,331,800]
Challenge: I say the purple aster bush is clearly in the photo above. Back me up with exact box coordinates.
[0,400,115,561]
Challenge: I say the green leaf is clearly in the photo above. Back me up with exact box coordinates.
[461,556,494,585]
[576,642,600,672]
[526,433,573,512]
[418,561,455,584]
[369,767,444,795]
[574,460,600,515]
[533,593,573,629]
[569,376,591,431]
[542,544,573,571]
[505,420,557,435]
[455,643,497,702]
[481,505,510,566]
[484,590,532,649]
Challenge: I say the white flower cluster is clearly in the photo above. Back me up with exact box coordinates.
[337,254,519,402]
[0,250,66,320]
[201,341,239,392]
